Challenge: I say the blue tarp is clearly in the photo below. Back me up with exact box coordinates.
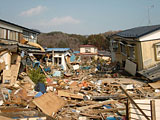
[106,117,122,120]
[70,51,80,62]
[32,61,40,68]
[34,92,43,98]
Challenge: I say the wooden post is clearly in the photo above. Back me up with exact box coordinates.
[52,50,54,66]
[150,100,156,120]
[126,99,131,120]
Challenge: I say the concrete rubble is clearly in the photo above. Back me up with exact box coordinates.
[0,48,160,120]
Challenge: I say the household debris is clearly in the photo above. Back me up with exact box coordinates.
[0,46,159,120]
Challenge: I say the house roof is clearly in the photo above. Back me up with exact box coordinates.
[116,24,160,38]
[80,45,97,48]
[0,19,40,34]
[46,48,71,52]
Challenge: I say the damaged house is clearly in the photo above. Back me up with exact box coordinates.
[46,48,72,71]
[110,25,160,80]
[0,19,41,85]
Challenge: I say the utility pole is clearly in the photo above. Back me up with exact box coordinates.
[148,5,154,25]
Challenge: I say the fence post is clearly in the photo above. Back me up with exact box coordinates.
[150,100,156,120]
[126,99,130,120]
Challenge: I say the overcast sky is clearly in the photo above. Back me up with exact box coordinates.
[0,0,160,35]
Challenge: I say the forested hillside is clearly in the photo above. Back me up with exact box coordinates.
[38,31,119,50]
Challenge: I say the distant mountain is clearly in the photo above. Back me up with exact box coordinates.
[38,31,86,50]
[37,31,120,50]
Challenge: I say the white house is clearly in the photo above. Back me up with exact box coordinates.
[79,45,98,56]
[46,48,72,71]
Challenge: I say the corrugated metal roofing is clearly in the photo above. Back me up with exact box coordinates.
[46,48,71,52]
[116,24,160,38]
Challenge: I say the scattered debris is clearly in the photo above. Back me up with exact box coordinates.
[0,36,160,120]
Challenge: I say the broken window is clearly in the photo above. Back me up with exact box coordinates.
[155,43,160,60]
[128,44,135,60]
[23,31,37,43]
[54,57,62,65]
[120,42,127,55]
[112,41,118,52]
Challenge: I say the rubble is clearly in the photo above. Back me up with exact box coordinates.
[0,45,160,120]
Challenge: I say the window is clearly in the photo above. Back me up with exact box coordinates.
[54,57,62,65]
[16,32,19,41]
[155,43,160,60]
[9,31,16,40]
[8,30,10,39]
[23,31,37,43]
[85,48,91,53]
[7,30,19,41]
[0,28,7,39]
[128,45,135,60]
[112,41,118,52]
[120,42,127,55]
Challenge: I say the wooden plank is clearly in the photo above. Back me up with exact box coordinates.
[58,90,84,99]
[149,81,160,89]
[77,100,117,111]
[33,92,65,117]
[0,116,13,120]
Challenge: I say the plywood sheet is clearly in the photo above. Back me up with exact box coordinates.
[33,92,65,116]
[125,59,137,76]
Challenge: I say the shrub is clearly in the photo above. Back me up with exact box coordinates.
[28,68,46,84]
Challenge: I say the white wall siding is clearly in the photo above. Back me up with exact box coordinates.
[139,30,160,41]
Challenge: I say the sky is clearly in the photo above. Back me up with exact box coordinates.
[0,0,160,35]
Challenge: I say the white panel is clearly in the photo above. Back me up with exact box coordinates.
[0,21,22,32]
[139,30,160,41]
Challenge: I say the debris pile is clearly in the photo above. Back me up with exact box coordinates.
[0,48,160,120]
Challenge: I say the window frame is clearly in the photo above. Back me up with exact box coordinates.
[120,42,127,56]
[155,43,160,60]
[128,44,136,60]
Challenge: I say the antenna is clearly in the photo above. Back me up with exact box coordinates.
[148,5,154,25]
